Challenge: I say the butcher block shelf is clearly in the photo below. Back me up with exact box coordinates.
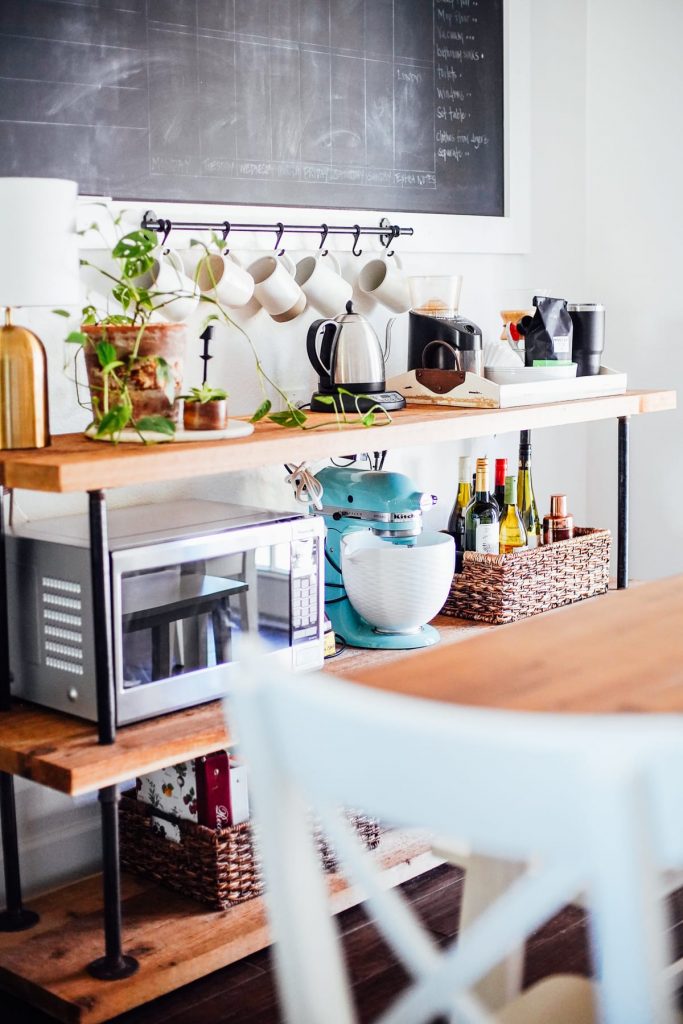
[0,615,488,796]
[0,700,232,797]
[0,389,674,493]
[0,829,437,1024]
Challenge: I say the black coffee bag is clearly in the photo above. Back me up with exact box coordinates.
[523,296,573,367]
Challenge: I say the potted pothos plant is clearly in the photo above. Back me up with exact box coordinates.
[182,382,229,431]
[54,225,198,440]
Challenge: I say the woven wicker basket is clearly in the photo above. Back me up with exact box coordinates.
[442,527,611,625]
[120,792,381,910]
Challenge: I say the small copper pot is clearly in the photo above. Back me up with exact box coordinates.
[183,399,228,431]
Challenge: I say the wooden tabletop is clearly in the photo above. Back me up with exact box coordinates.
[341,577,683,715]
[0,390,674,493]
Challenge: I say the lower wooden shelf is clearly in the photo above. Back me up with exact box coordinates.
[0,829,437,1024]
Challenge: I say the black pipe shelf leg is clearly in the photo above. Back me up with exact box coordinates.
[617,416,630,590]
[89,490,117,745]
[87,787,138,980]
[87,491,138,979]
[0,773,40,932]
[0,485,39,931]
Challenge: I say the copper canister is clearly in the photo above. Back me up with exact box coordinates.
[543,494,574,544]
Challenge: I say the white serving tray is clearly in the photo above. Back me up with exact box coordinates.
[495,366,627,408]
[386,366,627,410]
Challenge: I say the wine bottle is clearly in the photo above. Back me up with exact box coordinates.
[465,457,499,554]
[517,431,541,547]
[494,458,507,512]
[499,474,527,553]
[447,455,472,572]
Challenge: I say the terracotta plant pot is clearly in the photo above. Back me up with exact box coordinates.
[183,399,228,431]
[82,323,186,424]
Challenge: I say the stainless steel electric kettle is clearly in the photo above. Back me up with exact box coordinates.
[306,302,406,413]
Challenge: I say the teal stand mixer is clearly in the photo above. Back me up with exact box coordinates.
[314,465,440,650]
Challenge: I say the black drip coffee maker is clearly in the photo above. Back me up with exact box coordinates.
[407,276,483,376]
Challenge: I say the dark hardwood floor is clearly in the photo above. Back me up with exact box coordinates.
[2,864,598,1024]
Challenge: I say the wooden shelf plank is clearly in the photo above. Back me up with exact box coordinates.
[0,701,230,796]
[0,390,674,493]
[0,615,484,795]
[0,830,437,1024]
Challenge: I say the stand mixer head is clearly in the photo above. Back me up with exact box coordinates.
[314,466,453,650]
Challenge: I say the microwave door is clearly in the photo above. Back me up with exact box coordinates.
[111,531,295,723]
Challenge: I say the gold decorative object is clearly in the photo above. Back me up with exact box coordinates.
[0,308,50,450]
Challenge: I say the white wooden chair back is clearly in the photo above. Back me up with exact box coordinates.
[227,663,683,1024]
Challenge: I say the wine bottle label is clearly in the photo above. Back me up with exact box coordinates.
[476,522,499,554]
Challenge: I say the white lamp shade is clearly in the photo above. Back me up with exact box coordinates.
[0,177,77,235]
[0,178,81,308]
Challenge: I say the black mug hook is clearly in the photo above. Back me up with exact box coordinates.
[351,225,363,257]
[319,223,329,257]
[142,209,160,232]
[221,220,231,254]
[274,222,286,256]
[160,218,172,252]
[383,224,399,258]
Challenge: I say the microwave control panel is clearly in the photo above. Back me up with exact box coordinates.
[290,534,321,643]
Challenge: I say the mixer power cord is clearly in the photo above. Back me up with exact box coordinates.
[283,462,324,509]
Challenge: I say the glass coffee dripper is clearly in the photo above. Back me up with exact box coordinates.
[497,289,538,363]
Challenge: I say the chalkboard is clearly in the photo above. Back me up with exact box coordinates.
[0,0,504,216]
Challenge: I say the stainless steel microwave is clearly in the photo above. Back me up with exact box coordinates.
[6,500,325,725]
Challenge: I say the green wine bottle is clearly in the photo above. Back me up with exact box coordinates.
[447,455,472,572]
[499,474,527,553]
[465,458,500,554]
[517,432,540,547]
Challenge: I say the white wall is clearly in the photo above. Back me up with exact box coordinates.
[3,0,591,898]
[584,0,683,580]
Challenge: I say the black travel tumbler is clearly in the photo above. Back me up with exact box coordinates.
[567,304,605,376]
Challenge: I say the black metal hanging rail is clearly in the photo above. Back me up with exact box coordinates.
[140,211,413,250]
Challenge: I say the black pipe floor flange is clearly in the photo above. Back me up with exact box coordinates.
[0,907,40,932]
[87,954,140,981]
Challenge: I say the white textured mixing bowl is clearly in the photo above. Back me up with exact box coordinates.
[341,529,455,633]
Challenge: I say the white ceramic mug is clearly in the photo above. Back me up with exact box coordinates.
[134,247,200,322]
[357,254,411,314]
[294,252,352,317]
[248,254,307,322]
[196,252,255,308]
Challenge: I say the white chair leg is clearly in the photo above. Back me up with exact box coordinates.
[263,789,357,1024]
[228,688,356,1024]
[458,855,526,1011]
[586,770,676,1024]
